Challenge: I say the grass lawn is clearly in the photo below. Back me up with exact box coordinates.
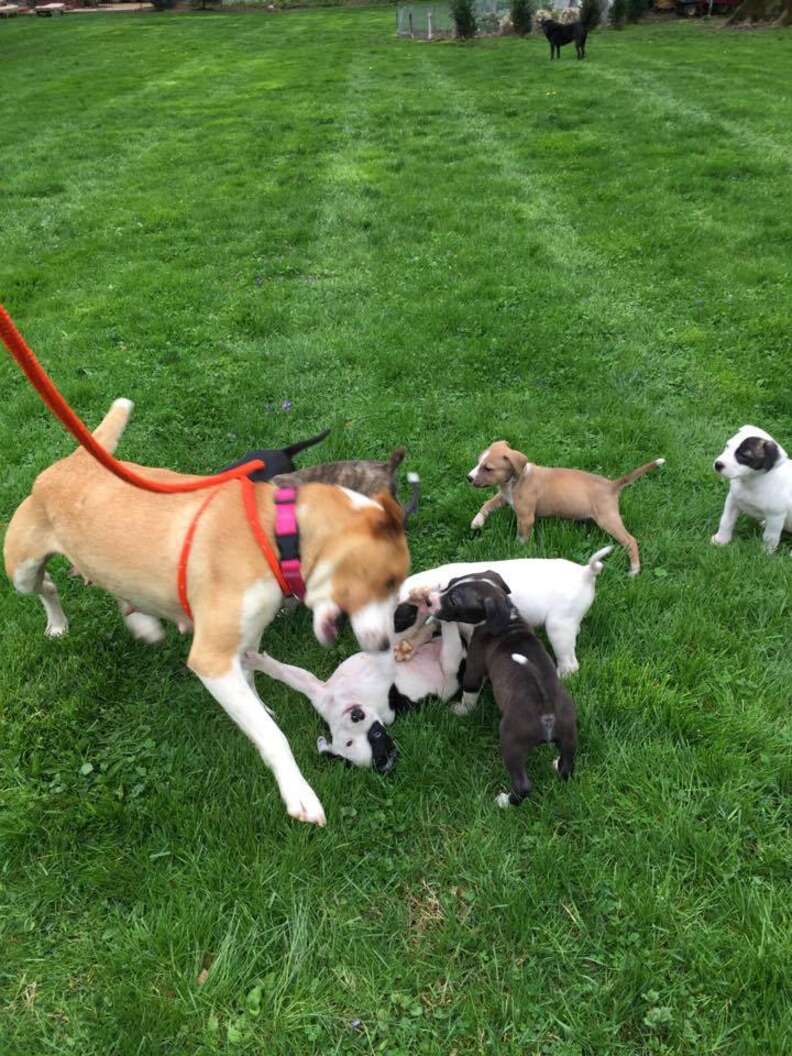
[2,9,792,1054]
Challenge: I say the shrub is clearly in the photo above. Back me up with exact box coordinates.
[580,0,601,27]
[510,0,533,34]
[149,0,174,9]
[609,0,626,24]
[626,0,648,19]
[450,0,477,37]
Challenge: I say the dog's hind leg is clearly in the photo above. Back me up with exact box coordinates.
[4,495,68,637]
[545,616,580,679]
[117,600,165,645]
[593,506,640,575]
[497,728,533,808]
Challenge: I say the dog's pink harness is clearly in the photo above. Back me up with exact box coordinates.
[273,486,306,600]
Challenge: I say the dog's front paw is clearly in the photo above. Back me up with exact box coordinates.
[710,533,731,546]
[556,660,579,679]
[282,778,326,827]
[495,792,511,809]
[470,513,485,531]
[393,639,415,663]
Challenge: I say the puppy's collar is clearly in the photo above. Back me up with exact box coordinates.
[274,487,306,600]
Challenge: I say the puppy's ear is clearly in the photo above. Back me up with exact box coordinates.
[484,596,511,636]
[371,491,405,537]
[394,602,418,633]
[763,440,780,472]
[482,571,512,595]
[502,446,528,479]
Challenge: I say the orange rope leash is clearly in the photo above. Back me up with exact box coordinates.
[0,304,265,492]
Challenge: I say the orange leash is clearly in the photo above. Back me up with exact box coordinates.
[0,305,265,492]
[1,304,293,614]
[177,479,290,621]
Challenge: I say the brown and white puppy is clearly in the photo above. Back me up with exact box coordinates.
[4,399,410,827]
[467,440,664,575]
[428,573,577,807]
[273,448,420,522]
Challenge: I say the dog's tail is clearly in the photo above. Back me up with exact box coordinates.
[584,546,613,578]
[284,428,331,459]
[386,447,407,474]
[402,471,421,524]
[611,458,665,491]
[90,398,134,455]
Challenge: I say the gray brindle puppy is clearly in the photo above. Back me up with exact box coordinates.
[427,572,577,808]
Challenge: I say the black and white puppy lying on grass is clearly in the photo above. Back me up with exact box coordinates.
[243,621,465,773]
[427,572,577,808]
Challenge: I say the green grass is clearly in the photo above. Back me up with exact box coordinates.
[2,10,792,1055]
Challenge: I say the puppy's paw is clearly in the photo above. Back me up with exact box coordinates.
[710,533,730,546]
[407,586,433,607]
[557,660,579,679]
[495,792,511,809]
[283,779,326,827]
[393,639,415,663]
[471,513,485,531]
[45,620,68,639]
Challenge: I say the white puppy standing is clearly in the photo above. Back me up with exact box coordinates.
[711,426,792,553]
[393,547,612,678]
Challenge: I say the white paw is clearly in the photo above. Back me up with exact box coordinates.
[125,612,165,645]
[628,567,640,577]
[557,661,579,679]
[495,792,511,809]
[471,514,485,530]
[552,756,560,772]
[45,621,68,638]
[710,533,730,546]
[283,780,326,826]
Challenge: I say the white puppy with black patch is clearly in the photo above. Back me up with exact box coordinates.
[243,620,465,771]
[712,426,792,553]
[393,547,612,678]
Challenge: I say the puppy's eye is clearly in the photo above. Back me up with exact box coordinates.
[346,740,353,748]
[350,707,365,723]
[385,577,397,591]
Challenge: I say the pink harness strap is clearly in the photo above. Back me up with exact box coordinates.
[273,487,306,600]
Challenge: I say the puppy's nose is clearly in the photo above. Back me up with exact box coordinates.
[714,461,724,473]
[467,473,475,483]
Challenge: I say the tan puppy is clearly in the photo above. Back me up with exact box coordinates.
[4,399,410,826]
[467,441,664,575]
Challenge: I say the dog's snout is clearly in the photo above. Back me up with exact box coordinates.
[467,472,476,483]
[714,460,724,473]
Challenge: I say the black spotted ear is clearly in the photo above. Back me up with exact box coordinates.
[763,440,780,472]
[484,596,511,636]
[394,602,418,633]
[350,707,365,723]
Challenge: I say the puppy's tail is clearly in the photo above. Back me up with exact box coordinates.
[387,447,407,474]
[402,471,421,524]
[90,398,134,455]
[611,457,665,491]
[585,546,613,578]
[284,428,331,458]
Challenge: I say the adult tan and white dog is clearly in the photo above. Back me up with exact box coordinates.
[3,399,410,826]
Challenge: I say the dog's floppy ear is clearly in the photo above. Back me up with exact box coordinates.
[371,491,405,537]
[763,440,780,472]
[502,446,528,479]
[484,596,511,636]
[481,571,511,595]
[394,602,418,633]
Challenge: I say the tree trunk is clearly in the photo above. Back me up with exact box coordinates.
[727,0,792,25]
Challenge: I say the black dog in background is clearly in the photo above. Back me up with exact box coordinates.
[221,429,331,482]
[428,572,577,807]
[540,10,595,60]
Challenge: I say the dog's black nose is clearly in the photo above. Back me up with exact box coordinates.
[714,461,724,473]
[467,473,475,483]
